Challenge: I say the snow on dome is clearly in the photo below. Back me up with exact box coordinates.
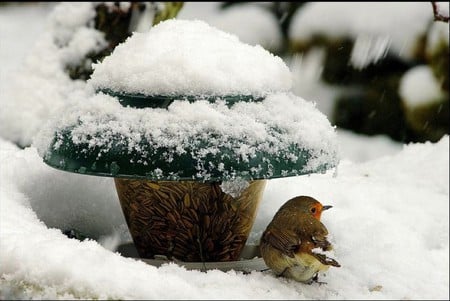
[35,92,338,181]
[89,19,292,97]
[288,2,433,65]
[399,65,446,108]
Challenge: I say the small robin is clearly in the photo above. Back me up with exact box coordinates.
[260,196,340,284]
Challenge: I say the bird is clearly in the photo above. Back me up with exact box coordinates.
[260,195,340,284]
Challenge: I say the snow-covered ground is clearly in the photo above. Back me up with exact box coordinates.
[0,3,448,300]
[1,134,448,300]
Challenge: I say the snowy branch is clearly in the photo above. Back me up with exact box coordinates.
[431,2,449,22]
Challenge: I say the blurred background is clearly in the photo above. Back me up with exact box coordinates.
[0,2,448,149]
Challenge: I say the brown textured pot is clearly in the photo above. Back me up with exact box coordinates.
[114,178,267,262]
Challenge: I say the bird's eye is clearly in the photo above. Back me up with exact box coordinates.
[310,207,316,214]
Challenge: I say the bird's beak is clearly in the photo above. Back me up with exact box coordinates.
[322,205,333,211]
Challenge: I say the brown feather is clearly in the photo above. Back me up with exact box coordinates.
[311,252,341,267]
[261,227,299,258]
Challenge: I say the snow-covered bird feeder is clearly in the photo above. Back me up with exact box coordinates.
[38,19,339,264]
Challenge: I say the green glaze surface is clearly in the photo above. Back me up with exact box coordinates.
[98,89,264,109]
[42,91,338,181]
[43,128,335,182]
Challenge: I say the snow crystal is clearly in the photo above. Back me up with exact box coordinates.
[288,2,433,65]
[35,91,338,181]
[220,178,250,198]
[89,19,292,97]
[399,65,446,108]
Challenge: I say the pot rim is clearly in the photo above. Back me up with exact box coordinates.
[117,242,268,272]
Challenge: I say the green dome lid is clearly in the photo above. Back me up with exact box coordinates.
[37,92,339,182]
[37,20,339,182]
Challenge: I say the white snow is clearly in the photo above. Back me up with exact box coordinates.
[35,91,338,180]
[435,2,450,19]
[177,2,283,52]
[288,2,433,67]
[335,129,403,163]
[220,178,251,198]
[0,3,449,300]
[350,35,391,70]
[1,134,448,300]
[89,19,291,97]
[50,2,97,47]
[426,20,450,56]
[0,3,52,77]
[0,3,100,147]
[399,65,446,108]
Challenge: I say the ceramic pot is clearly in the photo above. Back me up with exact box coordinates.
[115,178,266,262]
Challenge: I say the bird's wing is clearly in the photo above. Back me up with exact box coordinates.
[302,217,341,267]
[261,226,299,258]
[311,252,341,267]
[298,216,331,250]
[311,233,332,251]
